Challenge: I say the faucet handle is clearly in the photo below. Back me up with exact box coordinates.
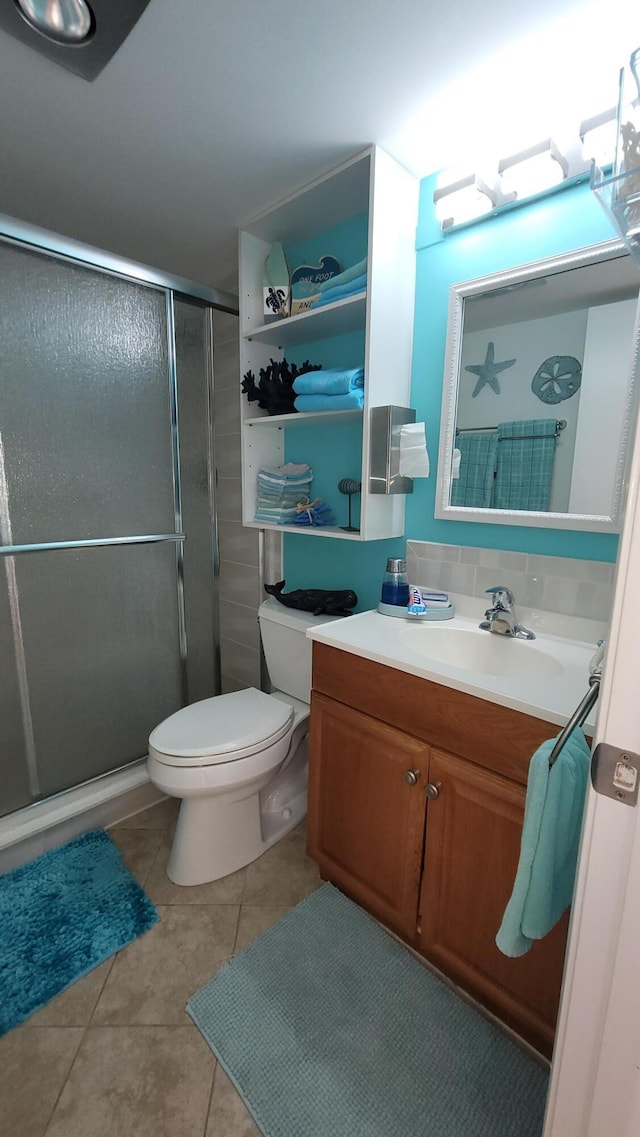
[485,585,514,608]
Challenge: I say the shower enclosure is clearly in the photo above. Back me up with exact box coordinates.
[0,221,236,822]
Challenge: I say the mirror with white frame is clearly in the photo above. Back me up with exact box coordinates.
[435,240,640,531]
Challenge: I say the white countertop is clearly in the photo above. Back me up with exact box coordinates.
[307,597,602,731]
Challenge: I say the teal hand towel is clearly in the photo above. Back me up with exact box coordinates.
[317,256,368,293]
[294,392,364,412]
[496,727,590,958]
[293,367,364,396]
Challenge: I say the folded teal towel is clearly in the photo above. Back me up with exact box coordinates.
[294,392,364,413]
[496,727,590,958]
[293,368,364,396]
[313,273,367,308]
[317,256,368,293]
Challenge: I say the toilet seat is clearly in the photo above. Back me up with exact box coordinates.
[149,688,294,768]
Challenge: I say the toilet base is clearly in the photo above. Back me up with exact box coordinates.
[166,789,306,885]
[165,736,310,886]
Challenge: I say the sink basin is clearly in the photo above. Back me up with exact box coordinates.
[397,623,564,681]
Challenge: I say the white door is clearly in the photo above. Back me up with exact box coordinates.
[544,382,640,1134]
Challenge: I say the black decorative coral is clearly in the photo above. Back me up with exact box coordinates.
[241,357,321,416]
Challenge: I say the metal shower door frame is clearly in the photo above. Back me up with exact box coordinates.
[0,217,235,799]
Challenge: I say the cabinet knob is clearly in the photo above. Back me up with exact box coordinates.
[424,781,441,799]
[403,769,421,786]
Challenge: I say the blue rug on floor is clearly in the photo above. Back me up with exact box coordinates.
[188,884,548,1137]
[0,828,158,1036]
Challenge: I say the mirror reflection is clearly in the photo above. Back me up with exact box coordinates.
[437,243,640,530]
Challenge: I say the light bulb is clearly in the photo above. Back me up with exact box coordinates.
[16,0,93,44]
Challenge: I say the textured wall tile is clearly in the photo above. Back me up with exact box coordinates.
[576,580,613,623]
[218,519,259,567]
[221,673,246,694]
[218,561,261,608]
[406,548,421,588]
[219,638,261,687]
[214,386,241,436]
[527,553,585,580]
[542,575,582,616]
[220,600,261,651]
[212,310,239,347]
[214,432,242,478]
[217,477,243,521]
[406,540,461,562]
[475,566,528,603]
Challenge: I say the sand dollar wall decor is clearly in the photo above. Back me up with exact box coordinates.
[532,356,582,404]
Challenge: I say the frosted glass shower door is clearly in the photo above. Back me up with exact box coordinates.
[0,241,205,813]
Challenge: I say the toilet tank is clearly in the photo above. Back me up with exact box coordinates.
[258,598,341,703]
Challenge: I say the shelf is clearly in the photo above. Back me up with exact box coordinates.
[243,293,366,348]
[239,146,418,540]
[243,521,363,540]
[245,408,363,428]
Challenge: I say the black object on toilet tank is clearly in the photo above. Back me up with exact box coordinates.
[264,581,357,617]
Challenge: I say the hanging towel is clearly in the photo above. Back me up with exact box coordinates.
[449,432,498,507]
[311,273,367,308]
[294,392,364,413]
[494,419,557,512]
[317,256,368,294]
[496,727,591,958]
[293,368,364,396]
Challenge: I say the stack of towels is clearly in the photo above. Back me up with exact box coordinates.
[254,462,313,525]
[293,366,364,413]
[310,257,367,309]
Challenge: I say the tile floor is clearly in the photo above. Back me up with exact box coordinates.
[1,799,322,1137]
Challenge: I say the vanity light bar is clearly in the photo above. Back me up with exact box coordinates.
[433,174,497,230]
[579,108,617,169]
[433,112,611,230]
[498,139,569,200]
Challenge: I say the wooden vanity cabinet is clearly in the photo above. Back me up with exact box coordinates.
[307,642,570,1058]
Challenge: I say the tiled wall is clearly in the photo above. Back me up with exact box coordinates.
[212,310,282,693]
[406,540,615,623]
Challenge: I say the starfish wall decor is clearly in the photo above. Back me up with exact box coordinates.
[465,342,516,397]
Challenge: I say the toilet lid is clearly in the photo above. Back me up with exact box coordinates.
[148,688,294,762]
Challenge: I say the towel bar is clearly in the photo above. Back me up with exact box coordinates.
[548,677,600,768]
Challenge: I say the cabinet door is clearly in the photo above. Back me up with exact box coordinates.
[418,749,568,1057]
[307,693,429,941]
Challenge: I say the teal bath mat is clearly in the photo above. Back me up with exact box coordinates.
[0,828,158,1035]
[188,884,548,1137]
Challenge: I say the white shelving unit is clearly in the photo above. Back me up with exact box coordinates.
[239,145,418,540]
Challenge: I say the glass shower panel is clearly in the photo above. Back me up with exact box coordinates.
[174,297,219,703]
[0,561,34,815]
[0,241,176,544]
[15,542,183,798]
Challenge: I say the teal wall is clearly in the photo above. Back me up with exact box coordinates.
[283,175,620,612]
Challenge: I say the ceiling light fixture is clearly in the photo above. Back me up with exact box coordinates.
[15,0,94,45]
[0,0,151,80]
[498,139,569,200]
[433,174,497,230]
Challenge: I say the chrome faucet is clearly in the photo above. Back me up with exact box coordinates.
[479,586,536,640]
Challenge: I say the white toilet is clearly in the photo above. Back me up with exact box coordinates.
[147,598,338,885]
